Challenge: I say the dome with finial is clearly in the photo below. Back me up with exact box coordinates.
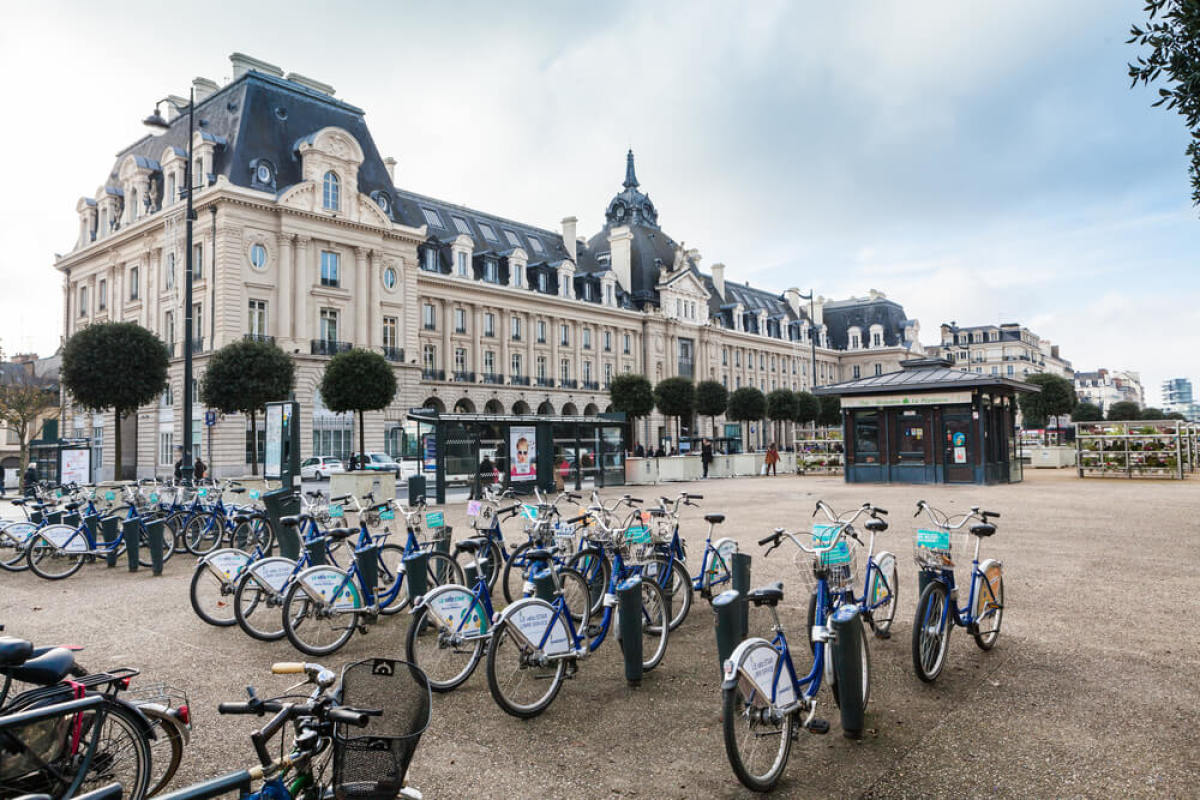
[604,150,659,229]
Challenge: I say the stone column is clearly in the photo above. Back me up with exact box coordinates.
[355,247,370,346]
[294,236,310,345]
[368,251,381,348]
[278,234,294,341]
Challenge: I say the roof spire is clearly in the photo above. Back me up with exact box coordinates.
[623,149,639,189]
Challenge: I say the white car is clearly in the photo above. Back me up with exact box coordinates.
[301,456,344,480]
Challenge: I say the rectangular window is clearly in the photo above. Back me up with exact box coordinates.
[159,431,173,465]
[454,347,467,373]
[320,251,340,287]
[320,308,339,342]
[513,265,522,287]
[166,252,176,290]
[97,279,107,310]
[193,242,204,280]
[536,355,547,379]
[484,350,495,373]
[537,320,546,343]
[852,365,861,379]
[872,332,882,347]
[248,300,267,336]
[511,316,522,340]
[484,260,498,283]
[129,266,139,300]
[537,272,548,293]
[483,312,495,337]
[528,236,544,254]
[603,331,612,351]
[422,248,439,272]
[164,310,175,345]
[422,303,436,330]
[874,363,883,376]
[560,324,569,346]
[422,344,436,371]
[560,359,571,383]
[454,308,466,334]
[623,333,631,354]
[511,352,522,377]
[583,360,593,383]
[605,284,613,305]
[722,348,728,366]
[604,363,613,385]
[582,328,592,349]
[456,251,468,276]
[853,412,881,463]
[193,303,203,341]
[382,316,398,349]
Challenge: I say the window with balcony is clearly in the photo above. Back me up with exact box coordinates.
[536,355,547,380]
[320,251,340,287]
[511,353,522,377]
[382,316,399,353]
[454,308,466,334]
[322,171,340,211]
[423,344,437,372]
[248,300,267,337]
[320,308,338,342]
[454,348,467,373]
[483,350,495,374]
[511,316,522,340]
[583,360,593,384]
[422,303,436,330]
[483,312,495,337]
[537,320,546,343]
[560,359,571,384]
[129,266,139,300]
[604,362,613,386]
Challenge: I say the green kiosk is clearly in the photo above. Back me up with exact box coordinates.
[262,400,302,558]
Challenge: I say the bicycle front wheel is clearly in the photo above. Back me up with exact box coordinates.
[722,681,795,792]
[500,541,536,606]
[867,552,899,638]
[230,515,274,555]
[829,616,871,712]
[0,523,35,572]
[138,524,176,568]
[485,617,567,719]
[77,699,153,800]
[376,543,409,616]
[282,572,359,656]
[26,534,85,580]
[183,513,222,556]
[188,562,238,627]
[406,597,486,692]
[233,568,286,641]
[972,562,1004,651]
[912,578,952,682]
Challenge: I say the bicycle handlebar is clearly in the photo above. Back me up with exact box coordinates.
[566,513,591,525]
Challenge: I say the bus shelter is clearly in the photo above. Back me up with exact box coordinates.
[815,358,1038,485]
[406,409,628,504]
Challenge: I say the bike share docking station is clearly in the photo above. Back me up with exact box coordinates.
[261,400,302,560]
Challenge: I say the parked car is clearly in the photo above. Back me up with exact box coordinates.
[301,456,344,480]
[362,452,402,475]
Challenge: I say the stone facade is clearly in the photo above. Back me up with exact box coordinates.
[925,322,1073,382]
[1074,369,1144,414]
[54,55,923,479]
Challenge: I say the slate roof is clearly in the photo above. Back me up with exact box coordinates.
[821,295,912,350]
[814,358,1039,396]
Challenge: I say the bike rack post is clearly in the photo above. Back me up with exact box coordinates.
[356,545,379,596]
[616,575,643,686]
[83,513,101,542]
[462,558,479,587]
[830,605,866,740]
[403,550,430,601]
[100,516,120,567]
[45,510,63,526]
[263,488,300,559]
[918,569,934,598]
[731,552,752,642]
[531,563,556,602]
[146,518,166,576]
[30,510,43,525]
[712,589,741,669]
[305,538,328,567]
[431,526,451,583]
[62,512,81,529]
[122,519,140,571]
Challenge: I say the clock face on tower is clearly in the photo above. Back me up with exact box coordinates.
[613,203,626,220]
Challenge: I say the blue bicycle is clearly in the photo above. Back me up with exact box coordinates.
[24,496,169,580]
[485,512,669,718]
[911,500,1005,682]
[721,522,870,792]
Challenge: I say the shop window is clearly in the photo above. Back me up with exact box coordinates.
[853,412,880,464]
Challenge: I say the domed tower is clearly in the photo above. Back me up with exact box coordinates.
[604,150,659,229]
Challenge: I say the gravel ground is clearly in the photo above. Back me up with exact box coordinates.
[2,469,1198,799]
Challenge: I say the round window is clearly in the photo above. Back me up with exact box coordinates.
[256,163,272,184]
[383,267,397,289]
[249,243,267,270]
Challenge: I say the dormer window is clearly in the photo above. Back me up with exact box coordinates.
[528,237,544,254]
[456,251,468,277]
[422,247,439,272]
[537,272,548,293]
[484,259,499,283]
[322,171,340,211]
[421,207,443,228]
[478,223,498,243]
[451,215,471,235]
[503,229,520,247]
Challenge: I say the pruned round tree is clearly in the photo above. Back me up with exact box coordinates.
[61,321,169,480]
[695,379,729,439]
[1018,373,1077,429]
[1071,402,1103,422]
[319,349,397,469]
[817,394,842,429]
[200,339,295,475]
[766,389,799,444]
[1139,406,1166,420]
[794,391,821,429]
[727,386,766,451]
[609,373,654,449]
[1106,400,1141,421]
[654,377,695,449]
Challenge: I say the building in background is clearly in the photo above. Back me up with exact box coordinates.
[0,353,62,485]
[925,322,1073,381]
[1161,377,1198,420]
[1075,369,1144,414]
[54,53,924,480]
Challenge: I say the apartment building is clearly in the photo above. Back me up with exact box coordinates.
[1075,369,1144,414]
[925,322,1073,381]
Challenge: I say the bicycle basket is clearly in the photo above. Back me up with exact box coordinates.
[795,524,858,593]
[913,529,968,571]
[333,658,432,800]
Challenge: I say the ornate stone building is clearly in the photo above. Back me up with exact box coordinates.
[925,323,1073,381]
[55,54,922,479]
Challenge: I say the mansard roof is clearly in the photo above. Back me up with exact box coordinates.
[821,294,912,349]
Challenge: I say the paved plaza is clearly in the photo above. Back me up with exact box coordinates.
[2,470,1198,799]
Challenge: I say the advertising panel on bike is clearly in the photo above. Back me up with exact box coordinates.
[428,587,487,637]
[508,602,571,655]
[205,549,253,581]
[252,558,299,592]
[727,641,796,708]
[510,426,537,482]
[39,524,89,552]
[303,568,363,610]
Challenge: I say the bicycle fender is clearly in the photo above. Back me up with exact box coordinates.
[107,696,158,742]
[493,598,572,656]
[243,556,298,594]
[136,702,190,745]
[415,584,488,636]
[722,638,797,708]
[975,558,1003,606]
[870,550,897,603]
[198,548,254,583]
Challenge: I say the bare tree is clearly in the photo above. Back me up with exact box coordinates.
[0,366,59,475]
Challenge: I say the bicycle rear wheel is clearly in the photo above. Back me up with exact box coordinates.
[183,513,222,556]
[77,699,153,800]
[912,578,952,682]
[485,617,567,719]
[138,524,176,568]
[375,543,409,616]
[500,541,536,606]
[644,556,691,631]
[230,515,274,555]
[405,595,487,692]
[233,568,286,641]
[867,552,899,637]
[722,680,795,792]
[282,571,359,656]
[188,562,238,627]
[567,547,610,618]
[629,579,669,671]
[972,562,1004,651]
[138,705,184,797]
[0,523,35,572]
[26,534,86,580]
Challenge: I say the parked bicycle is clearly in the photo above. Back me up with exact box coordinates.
[911,500,1005,682]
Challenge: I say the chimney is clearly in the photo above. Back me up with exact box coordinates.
[383,157,397,182]
[561,216,577,264]
[609,226,633,293]
[285,72,336,96]
[192,77,219,102]
[784,287,802,316]
[229,53,284,80]
[711,263,725,299]
[165,94,188,121]
[811,296,825,326]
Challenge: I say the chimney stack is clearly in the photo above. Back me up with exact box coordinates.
[561,216,577,264]
[165,94,188,121]
[192,77,219,102]
[711,263,725,299]
[285,72,336,96]
[229,53,284,80]
[383,157,397,182]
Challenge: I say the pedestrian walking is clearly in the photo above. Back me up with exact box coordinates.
[194,457,207,481]
[701,438,714,479]
[23,462,38,497]
[765,443,779,476]
[0,462,6,497]
[635,443,645,458]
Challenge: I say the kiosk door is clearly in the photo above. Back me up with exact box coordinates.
[943,412,974,483]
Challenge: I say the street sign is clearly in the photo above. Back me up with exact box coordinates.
[204,410,217,427]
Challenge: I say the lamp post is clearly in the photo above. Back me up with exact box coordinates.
[143,89,197,485]
[798,290,817,389]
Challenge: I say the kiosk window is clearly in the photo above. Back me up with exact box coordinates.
[854,412,880,464]
[895,411,927,463]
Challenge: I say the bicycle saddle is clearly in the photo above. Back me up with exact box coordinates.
[325,528,353,540]
[454,537,489,554]
[523,547,554,563]
[865,518,888,533]
[280,515,308,528]
[0,646,76,685]
[704,513,725,524]
[230,487,247,494]
[63,502,81,512]
[11,498,25,506]
[970,522,996,537]
[746,581,784,607]
[0,636,34,667]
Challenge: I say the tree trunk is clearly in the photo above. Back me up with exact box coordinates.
[16,420,28,477]
[249,409,259,476]
[113,409,123,482]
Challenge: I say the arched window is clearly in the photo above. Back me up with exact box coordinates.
[322,171,340,211]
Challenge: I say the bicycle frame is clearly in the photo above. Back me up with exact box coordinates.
[0,694,108,799]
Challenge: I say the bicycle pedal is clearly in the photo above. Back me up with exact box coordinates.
[565,658,579,678]
[805,718,830,735]
[874,630,891,641]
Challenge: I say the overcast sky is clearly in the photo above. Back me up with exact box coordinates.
[1,0,1195,404]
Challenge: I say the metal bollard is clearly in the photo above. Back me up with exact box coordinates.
[46,511,63,526]
[62,513,81,529]
[83,514,101,542]
[731,552,752,642]
[830,605,867,740]
[712,589,742,669]
[100,517,120,567]
[276,525,301,561]
[122,519,140,571]
[356,545,379,596]
[146,518,166,576]
[531,562,557,602]
[404,550,430,602]
[305,539,327,567]
[617,575,643,686]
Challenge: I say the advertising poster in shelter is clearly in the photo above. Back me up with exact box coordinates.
[60,448,91,485]
[510,426,537,482]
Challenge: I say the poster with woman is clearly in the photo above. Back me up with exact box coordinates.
[510,426,537,481]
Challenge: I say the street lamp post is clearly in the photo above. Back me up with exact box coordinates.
[798,290,817,390]
[144,90,197,485]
